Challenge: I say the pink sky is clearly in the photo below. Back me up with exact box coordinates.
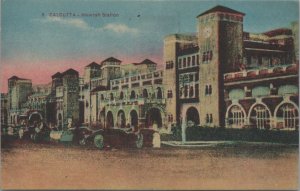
[1,55,163,93]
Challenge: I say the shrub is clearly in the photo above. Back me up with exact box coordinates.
[184,126,298,144]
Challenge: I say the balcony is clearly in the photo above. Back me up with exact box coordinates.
[224,64,298,83]
[101,97,165,106]
[110,70,164,90]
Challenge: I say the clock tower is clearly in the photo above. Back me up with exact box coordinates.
[197,5,245,127]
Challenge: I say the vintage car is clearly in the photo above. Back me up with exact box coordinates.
[6,125,22,138]
[18,122,51,142]
[78,127,145,150]
[50,126,96,144]
[18,125,36,140]
[78,127,160,149]
[1,124,20,143]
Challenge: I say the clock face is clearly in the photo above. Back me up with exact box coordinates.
[203,26,212,38]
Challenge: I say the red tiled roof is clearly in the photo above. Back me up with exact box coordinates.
[101,57,122,64]
[62,68,79,76]
[263,28,292,37]
[8,76,29,80]
[51,72,62,78]
[197,5,245,17]
[85,62,101,68]
[133,59,157,66]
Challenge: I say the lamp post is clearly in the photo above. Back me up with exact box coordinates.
[181,115,186,143]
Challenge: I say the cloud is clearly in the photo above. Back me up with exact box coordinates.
[102,23,139,34]
[36,17,89,29]
[33,17,139,35]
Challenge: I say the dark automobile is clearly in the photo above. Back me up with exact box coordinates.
[1,124,20,144]
[18,125,36,140]
[6,125,22,138]
[49,126,97,144]
[19,122,51,142]
[79,128,144,150]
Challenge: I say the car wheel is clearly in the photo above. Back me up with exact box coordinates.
[135,134,143,149]
[79,138,86,146]
[94,134,104,150]
[32,133,39,142]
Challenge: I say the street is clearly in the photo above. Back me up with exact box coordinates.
[1,140,298,190]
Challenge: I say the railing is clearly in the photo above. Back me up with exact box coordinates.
[224,64,298,82]
[101,97,165,106]
[110,70,164,89]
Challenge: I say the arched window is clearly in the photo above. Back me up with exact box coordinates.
[130,90,136,99]
[157,87,163,99]
[227,105,245,128]
[142,89,148,98]
[250,104,271,129]
[189,86,194,97]
[276,103,299,129]
[184,85,188,97]
[119,91,124,100]
[110,93,114,101]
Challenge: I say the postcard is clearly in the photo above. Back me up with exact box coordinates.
[1,0,299,190]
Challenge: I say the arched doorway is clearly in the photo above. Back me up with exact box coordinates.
[130,110,138,128]
[186,107,200,127]
[276,103,299,129]
[226,105,246,128]
[146,108,162,128]
[249,104,271,129]
[157,87,162,99]
[99,110,105,128]
[106,111,114,128]
[29,112,43,125]
[117,110,126,128]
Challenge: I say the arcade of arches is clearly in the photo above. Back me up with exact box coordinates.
[226,102,299,130]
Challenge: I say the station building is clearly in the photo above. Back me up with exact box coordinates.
[163,5,299,130]
[3,5,299,131]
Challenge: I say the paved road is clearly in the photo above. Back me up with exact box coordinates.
[1,139,298,190]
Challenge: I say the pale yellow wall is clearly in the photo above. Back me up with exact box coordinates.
[198,14,221,127]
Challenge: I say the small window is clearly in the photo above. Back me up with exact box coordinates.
[206,114,209,123]
[192,56,195,66]
[205,85,212,95]
[205,85,209,95]
[179,59,182,68]
[210,114,213,123]
[167,90,173,98]
[187,57,191,67]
